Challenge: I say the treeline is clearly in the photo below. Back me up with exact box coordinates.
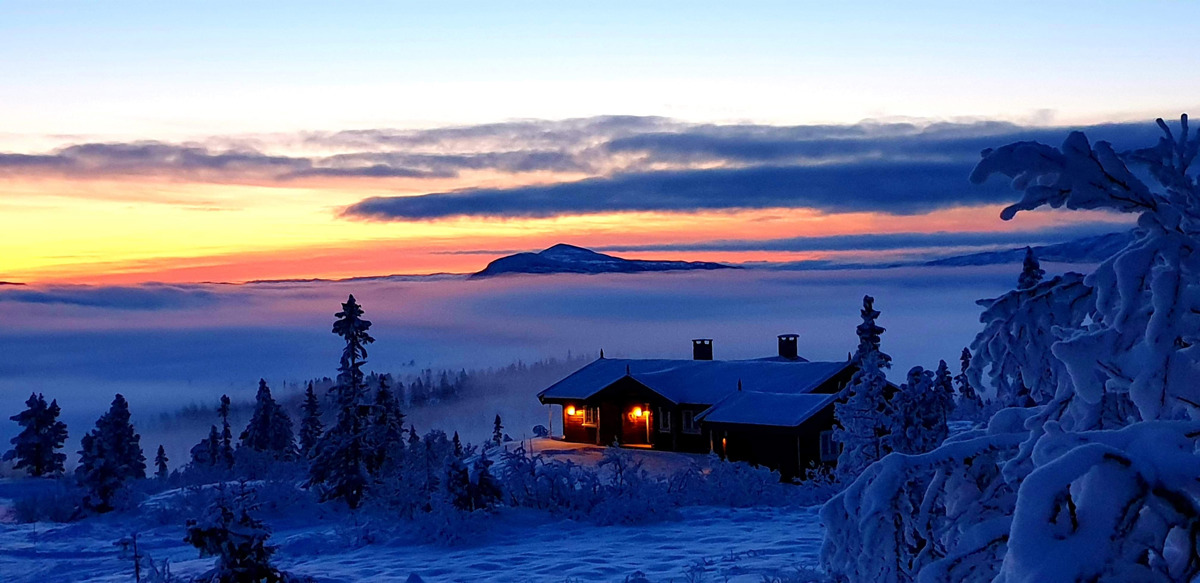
[151,356,589,431]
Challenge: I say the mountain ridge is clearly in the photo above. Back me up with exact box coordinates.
[470,243,737,278]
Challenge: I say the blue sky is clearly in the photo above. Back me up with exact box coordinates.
[3,1,1197,137]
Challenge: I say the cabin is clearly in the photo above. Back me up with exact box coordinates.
[537,335,854,480]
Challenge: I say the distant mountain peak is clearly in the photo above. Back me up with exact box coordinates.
[471,244,736,278]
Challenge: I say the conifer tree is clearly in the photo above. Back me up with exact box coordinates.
[365,375,405,474]
[218,395,235,469]
[308,294,375,509]
[953,347,985,419]
[471,450,502,512]
[185,484,285,583]
[155,445,169,479]
[833,295,897,480]
[443,446,472,511]
[451,431,463,457]
[4,392,68,477]
[1017,246,1045,290]
[491,414,504,446]
[891,366,950,455]
[77,394,146,512]
[191,425,221,467]
[298,382,323,458]
[239,379,296,460]
[932,359,956,427]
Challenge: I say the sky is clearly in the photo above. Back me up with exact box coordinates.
[1,1,1197,284]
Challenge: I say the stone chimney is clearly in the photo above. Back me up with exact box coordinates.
[777,334,799,360]
[692,338,713,360]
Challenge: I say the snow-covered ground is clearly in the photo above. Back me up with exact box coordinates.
[0,499,824,582]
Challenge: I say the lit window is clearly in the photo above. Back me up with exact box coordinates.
[820,431,840,462]
[658,407,671,432]
[682,410,701,434]
[584,406,598,426]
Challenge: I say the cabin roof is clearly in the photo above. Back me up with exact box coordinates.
[695,390,838,427]
[537,358,848,405]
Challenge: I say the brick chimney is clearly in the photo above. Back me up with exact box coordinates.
[692,338,713,360]
[777,334,799,360]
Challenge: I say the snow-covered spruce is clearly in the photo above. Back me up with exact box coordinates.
[297,381,323,458]
[968,269,1093,409]
[76,393,146,512]
[185,483,307,582]
[952,348,985,421]
[307,294,376,509]
[239,379,298,461]
[823,116,1200,583]
[833,295,900,481]
[4,392,68,477]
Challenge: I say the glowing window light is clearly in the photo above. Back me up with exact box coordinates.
[632,406,643,418]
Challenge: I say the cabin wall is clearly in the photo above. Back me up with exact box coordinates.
[707,402,838,481]
[795,403,838,469]
[560,402,598,444]
[651,403,712,453]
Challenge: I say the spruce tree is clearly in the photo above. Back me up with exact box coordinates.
[298,382,323,458]
[470,450,502,512]
[891,366,949,455]
[1017,246,1045,290]
[4,393,68,477]
[308,294,375,509]
[191,425,221,467]
[932,360,956,425]
[185,484,285,583]
[833,295,897,480]
[365,375,405,474]
[155,445,169,479]
[954,347,985,419]
[218,395,235,469]
[491,414,504,446]
[443,447,472,511]
[77,394,146,512]
[239,379,296,460]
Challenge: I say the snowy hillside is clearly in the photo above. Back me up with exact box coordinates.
[471,243,736,278]
[923,231,1133,267]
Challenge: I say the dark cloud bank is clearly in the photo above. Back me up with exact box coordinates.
[341,118,1163,220]
[4,116,1165,219]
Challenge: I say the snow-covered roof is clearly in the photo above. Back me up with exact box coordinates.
[537,358,848,405]
[695,391,838,427]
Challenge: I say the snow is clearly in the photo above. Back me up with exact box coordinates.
[0,488,827,583]
[696,391,836,427]
[538,358,847,405]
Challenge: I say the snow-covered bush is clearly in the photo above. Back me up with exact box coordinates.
[822,116,1200,583]
[669,454,794,508]
[11,478,85,522]
[184,482,309,582]
[589,446,677,525]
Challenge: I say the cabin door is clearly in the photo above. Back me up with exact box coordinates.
[620,402,651,445]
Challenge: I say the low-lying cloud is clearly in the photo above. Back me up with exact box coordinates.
[592,223,1128,254]
[0,284,226,310]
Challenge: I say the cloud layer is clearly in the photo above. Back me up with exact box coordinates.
[338,118,1161,220]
